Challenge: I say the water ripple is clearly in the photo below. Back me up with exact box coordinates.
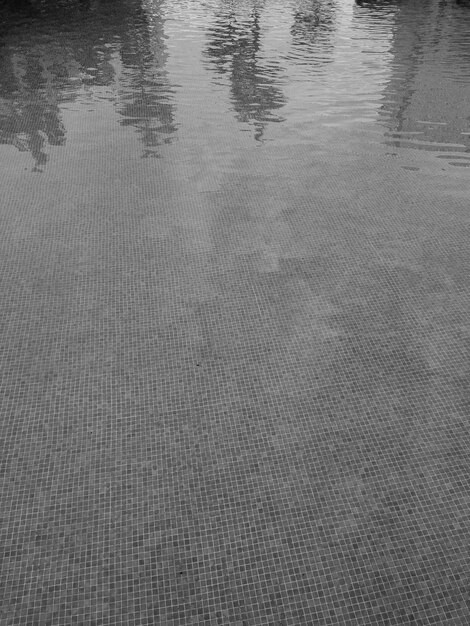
[0,0,469,165]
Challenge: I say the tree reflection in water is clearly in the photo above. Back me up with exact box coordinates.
[290,0,337,64]
[204,2,286,142]
[118,0,177,158]
[0,0,177,169]
[0,1,70,171]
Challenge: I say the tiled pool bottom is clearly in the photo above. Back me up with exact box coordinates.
[2,145,470,626]
[2,0,470,619]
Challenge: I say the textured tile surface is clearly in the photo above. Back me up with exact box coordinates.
[1,0,470,624]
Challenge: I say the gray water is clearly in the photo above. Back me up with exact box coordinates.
[2,1,470,625]
[1,0,470,171]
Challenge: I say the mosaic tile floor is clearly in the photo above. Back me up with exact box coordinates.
[2,0,470,625]
[2,145,470,626]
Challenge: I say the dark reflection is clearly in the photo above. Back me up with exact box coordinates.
[370,0,424,137]
[0,0,91,17]
[117,0,177,157]
[361,0,470,161]
[354,0,396,5]
[204,3,286,142]
[0,0,176,169]
[290,0,337,66]
[0,44,66,171]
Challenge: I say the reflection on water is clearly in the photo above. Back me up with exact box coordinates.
[356,0,470,165]
[117,0,177,157]
[0,48,66,171]
[0,0,177,168]
[204,3,286,141]
[2,4,470,625]
[0,2,69,170]
[290,0,337,68]
[0,0,469,166]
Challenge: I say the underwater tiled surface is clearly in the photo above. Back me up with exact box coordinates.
[2,149,470,626]
[2,0,470,625]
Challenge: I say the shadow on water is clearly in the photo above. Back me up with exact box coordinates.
[0,0,176,169]
[203,1,286,142]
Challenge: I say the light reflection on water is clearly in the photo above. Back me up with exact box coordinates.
[0,0,469,169]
